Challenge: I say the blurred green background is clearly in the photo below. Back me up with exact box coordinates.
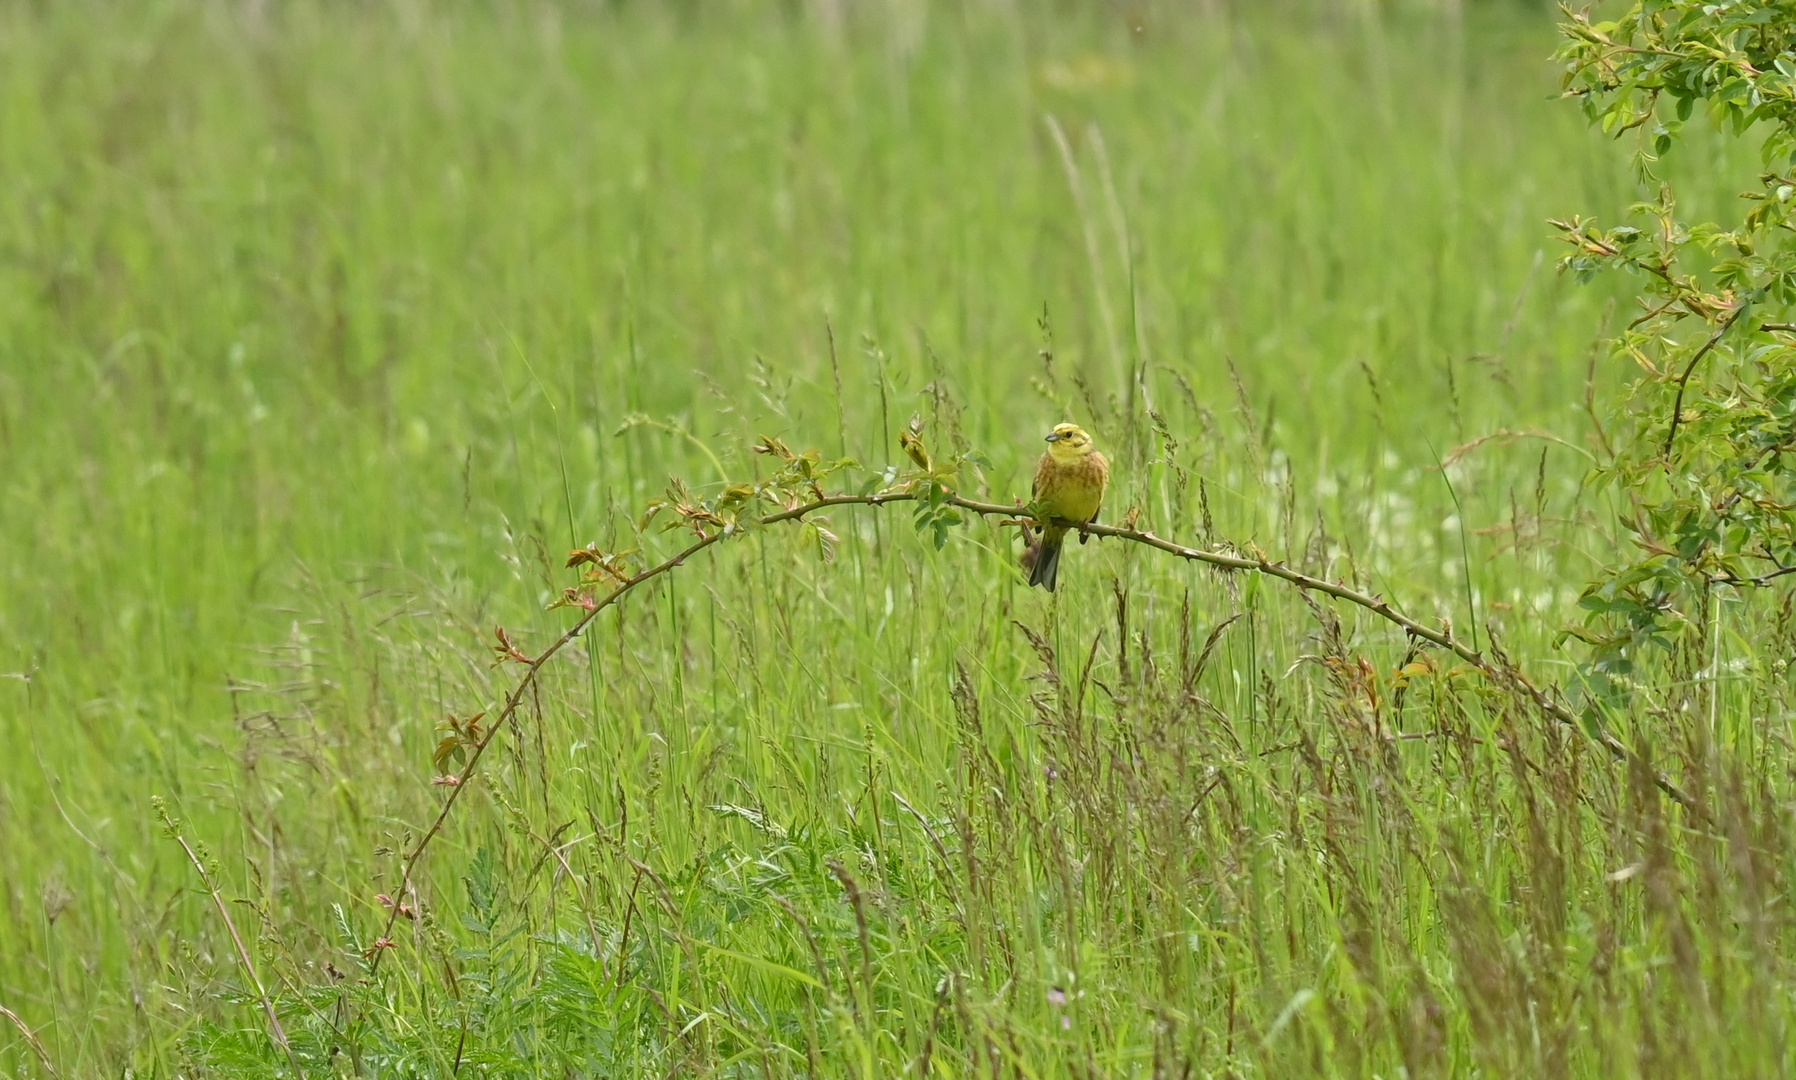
[0,1,1780,1076]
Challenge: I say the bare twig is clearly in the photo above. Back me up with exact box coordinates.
[1664,304,1750,459]
[1005,500,1695,810]
[1709,563,1796,588]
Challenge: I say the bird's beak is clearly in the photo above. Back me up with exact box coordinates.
[1045,433,1061,442]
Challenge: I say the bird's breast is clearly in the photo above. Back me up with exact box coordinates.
[1038,452,1107,522]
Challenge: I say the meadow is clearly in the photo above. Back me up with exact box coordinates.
[2,1,1791,1076]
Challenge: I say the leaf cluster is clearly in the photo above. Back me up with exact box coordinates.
[432,711,488,774]
[1556,1,1796,681]
[895,414,991,550]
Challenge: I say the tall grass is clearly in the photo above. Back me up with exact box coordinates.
[0,1,1787,1076]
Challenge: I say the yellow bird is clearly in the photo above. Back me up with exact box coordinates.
[1023,423,1109,592]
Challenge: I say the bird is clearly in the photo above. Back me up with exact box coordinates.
[1023,422,1109,592]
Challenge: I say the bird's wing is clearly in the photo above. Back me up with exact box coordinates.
[1031,452,1052,502]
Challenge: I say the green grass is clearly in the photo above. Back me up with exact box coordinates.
[2,1,1792,1076]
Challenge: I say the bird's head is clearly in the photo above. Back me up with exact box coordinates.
[1044,423,1097,459]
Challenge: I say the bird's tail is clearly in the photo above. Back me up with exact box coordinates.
[1026,527,1067,592]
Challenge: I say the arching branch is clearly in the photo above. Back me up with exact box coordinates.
[368,482,1696,969]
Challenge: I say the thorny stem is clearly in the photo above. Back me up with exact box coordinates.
[371,484,1698,969]
[369,528,732,973]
